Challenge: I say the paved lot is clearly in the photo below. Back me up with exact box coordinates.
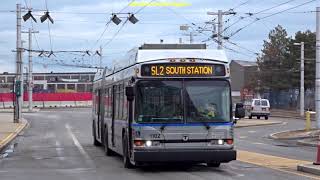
[0,108,318,180]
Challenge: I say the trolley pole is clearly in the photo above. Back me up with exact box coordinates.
[22,28,39,112]
[14,3,23,123]
[316,7,320,128]
[100,46,103,68]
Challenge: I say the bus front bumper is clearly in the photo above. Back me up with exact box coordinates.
[133,149,236,163]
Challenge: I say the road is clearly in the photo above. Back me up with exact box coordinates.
[0,108,318,180]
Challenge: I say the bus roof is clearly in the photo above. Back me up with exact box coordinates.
[136,49,228,63]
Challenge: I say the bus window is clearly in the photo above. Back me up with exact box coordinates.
[104,88,109,117]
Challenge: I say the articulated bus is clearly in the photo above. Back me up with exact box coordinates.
[92,44,245,168]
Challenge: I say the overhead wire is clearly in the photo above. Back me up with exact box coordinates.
[100,0,155,48]
[228,0,318,38]
[223,0,297,33]
[225,40,259,55]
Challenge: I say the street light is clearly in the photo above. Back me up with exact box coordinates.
[294,42,305,117]
[128,14,139,24]
[40,11,54,24]
[23,10,37,22]
[111,14,122,25]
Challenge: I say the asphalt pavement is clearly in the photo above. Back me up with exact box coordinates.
[0,108,318,180]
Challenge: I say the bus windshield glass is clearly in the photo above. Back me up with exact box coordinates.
[185,80,230,122]
[136,81,184,123]
[136,80,230,123]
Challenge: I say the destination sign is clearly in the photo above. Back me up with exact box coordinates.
[141,63,226,77]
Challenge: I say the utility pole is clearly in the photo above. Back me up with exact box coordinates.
[14,3,23,123]
[316,7,320,128]
[207,10,235,49]
[189,32,193,44]
[179,24,196,44]
[22,29,39,112]
[294,42,305,117]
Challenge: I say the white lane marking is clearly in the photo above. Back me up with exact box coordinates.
[239,136,247,139]
[248,131,256,133]
[55,140,65,160]
[251,142,267,145]
[65,124,91,160]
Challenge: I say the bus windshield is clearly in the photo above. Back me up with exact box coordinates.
[185,80,230,122]
[136,81,184,123]
[136,80,230,123]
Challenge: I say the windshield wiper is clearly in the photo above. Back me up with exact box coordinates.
[160,124,167,132]
[201,122,211,130]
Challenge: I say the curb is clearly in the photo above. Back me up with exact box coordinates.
[236,121,283,128]
[297,164,320,176]
[0,119,29,152]
[297,139,318,147]
[268,129,311,140]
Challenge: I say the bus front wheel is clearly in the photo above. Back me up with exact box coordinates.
[92,121,101,146]
[104,129,113,156]
[207,162,221,167]
[122,135,134,169]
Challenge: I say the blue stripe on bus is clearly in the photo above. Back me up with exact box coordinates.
[131,122,233,127]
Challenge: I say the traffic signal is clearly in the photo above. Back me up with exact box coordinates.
[15,81,21,97]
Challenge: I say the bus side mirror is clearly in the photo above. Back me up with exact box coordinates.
[125,86,135,101]
[235,103,245,119]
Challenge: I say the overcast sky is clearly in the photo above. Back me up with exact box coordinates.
[0,0,318,73]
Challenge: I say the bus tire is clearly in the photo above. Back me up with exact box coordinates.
[207,162,220,167]
[104,129,113,156]
[257,116,260,119]
[249,115,252,119]
[122,134,134,169]
[265,116,268,120]
[92,121,101,146]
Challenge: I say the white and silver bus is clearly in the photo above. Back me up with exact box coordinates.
[92,44,245,168]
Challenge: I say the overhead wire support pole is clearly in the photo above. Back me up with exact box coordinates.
[294,42,305,117]
[316,7,320,128]
[14,3,23,123]
[22,29,39,112]
[207,10,236,49]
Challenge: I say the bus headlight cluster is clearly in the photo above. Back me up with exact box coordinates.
[209,139,224,145]
[209,139,233,145]
[134,140,161,147]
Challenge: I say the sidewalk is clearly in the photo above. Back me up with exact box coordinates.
[0,113,28,152]
[235,119,282,128]
[267,125,320,176]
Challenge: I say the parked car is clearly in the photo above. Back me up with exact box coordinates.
[245,99,270,120]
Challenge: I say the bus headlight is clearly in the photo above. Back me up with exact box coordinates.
[218,139,224,145]
[145,140,152,147]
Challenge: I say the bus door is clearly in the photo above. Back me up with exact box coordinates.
[94,89,102,140]
[97,89,102,140]
[111,85,116,146]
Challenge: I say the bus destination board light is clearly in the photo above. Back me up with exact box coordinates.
[141,63,226,77]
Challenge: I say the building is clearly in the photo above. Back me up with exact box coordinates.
[0,72,95,93]
[230,60,258,102]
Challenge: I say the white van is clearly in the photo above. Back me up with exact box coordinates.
[246,99,270,120]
